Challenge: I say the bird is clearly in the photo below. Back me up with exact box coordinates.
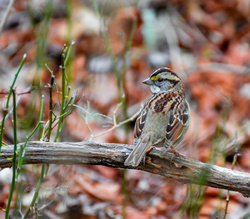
[124,67,190,167]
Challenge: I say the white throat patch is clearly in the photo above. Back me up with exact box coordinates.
[150,85,161,94]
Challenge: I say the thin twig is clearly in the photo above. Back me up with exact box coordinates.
[0,88,32,96]
[73,103,94,138]
[113,102,122,126]
[0,87,30,124]
[46,76,55,141]
[74,102,140,140]
[92,110,140,139]
[0,0,15,33]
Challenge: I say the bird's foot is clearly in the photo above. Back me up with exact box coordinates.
[142,147,154,165]
[169,146,184,168]
[170,146,184,159]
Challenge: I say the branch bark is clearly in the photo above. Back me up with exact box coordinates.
[0,141,250,197]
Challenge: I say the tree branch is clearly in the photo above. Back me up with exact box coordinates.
[1,141,249,197]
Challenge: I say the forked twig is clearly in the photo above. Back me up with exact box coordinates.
[73,103,140,140]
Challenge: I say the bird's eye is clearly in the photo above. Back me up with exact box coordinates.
[158,78,163,82]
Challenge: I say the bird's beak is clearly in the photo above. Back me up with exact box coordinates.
[142,77,153,85]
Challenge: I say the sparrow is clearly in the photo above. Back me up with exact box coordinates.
[124,67,190,167]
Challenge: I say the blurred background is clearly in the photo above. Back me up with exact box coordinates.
[0,0,249,218]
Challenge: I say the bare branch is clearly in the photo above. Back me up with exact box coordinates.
[0,141,249,197]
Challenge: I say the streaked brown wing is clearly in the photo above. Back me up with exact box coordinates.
[133,106,148,140]
[165,96,189,144]
[133,93,164,140]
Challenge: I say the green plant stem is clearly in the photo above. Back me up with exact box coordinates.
[24,44,74,218]
[15,98,44,218]
[121,19,137,219]
[63,96,74,111]
[66,0,73,43]
[45,64,59,92]
[223,153,239,219]
[121,19,137,141]
[91,0,101,18]
[33,0,53,70]
[54,51,67,141]
[64,42,74,67]
[124,19,137,54]
[16,97,44,180]
[0,54,26,152]
[5,90,18,219]
[23,164,46,219]
[22,75,55,218]
[54,41,74,141]
[54,43,73,141]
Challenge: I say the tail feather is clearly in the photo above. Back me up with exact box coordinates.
[124,140,151,167]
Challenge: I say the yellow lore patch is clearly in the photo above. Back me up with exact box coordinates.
[150,75,160,80]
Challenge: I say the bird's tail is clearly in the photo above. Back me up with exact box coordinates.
[124,140,151,167]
